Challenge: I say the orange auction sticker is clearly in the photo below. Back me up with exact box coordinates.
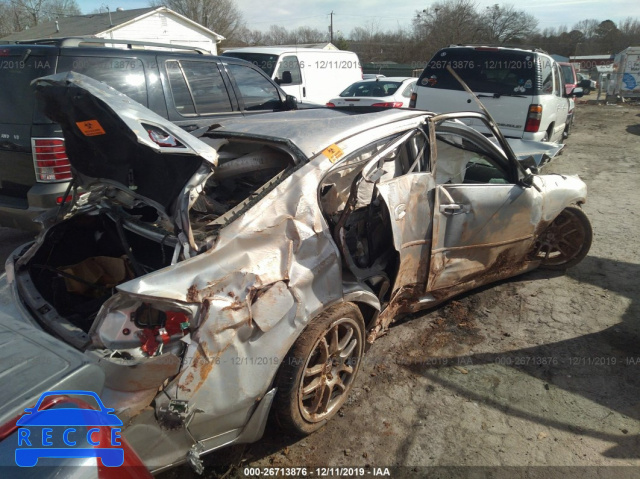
[76,120,106,136]
[322,143,344,163]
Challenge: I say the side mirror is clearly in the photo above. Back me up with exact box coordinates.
[281,71,293,85]
[283,94,298,110]
[520,168,541,191]
[570,86,584,98]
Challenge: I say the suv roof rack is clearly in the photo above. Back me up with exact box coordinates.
[448,44,549,54]
[14,37,210,55]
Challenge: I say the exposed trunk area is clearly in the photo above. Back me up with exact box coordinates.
[25,211,174,333]
[17,139,298,350]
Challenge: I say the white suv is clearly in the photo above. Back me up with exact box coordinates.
[410,46,582,142]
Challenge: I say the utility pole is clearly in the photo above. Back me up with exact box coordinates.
[329,11,334,43]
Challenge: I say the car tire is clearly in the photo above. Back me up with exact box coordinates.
[273,302,365,436]
[583,87,591,95]
[532,206,592,270]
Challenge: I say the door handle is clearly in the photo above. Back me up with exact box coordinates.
[439,203,469,215]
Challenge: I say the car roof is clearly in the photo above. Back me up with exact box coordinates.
[446,44,549,54]
[224,46,340,55]
[207,108,430,159]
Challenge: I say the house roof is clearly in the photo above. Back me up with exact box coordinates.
[1,7,223,42]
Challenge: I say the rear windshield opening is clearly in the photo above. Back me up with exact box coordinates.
[222,52,280,77]
[419,49,541,96]
[340,81,404,97]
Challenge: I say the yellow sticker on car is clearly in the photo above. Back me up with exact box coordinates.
[76,120,106,136]
[322,144,344,163]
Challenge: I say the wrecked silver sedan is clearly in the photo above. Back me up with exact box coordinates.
[1,72,591,472]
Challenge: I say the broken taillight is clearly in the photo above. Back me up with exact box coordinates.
[32,138,72,182]
[524,104,543,133]
[135,304,191,356]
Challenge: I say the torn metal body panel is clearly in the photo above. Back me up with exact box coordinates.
[0,72,592,474]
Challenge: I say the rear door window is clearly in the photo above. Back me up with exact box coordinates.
[57,56,148,106]
[541,59,553,94]
[418,49,539,96]
[226,63,282,111]
[165,60,232,116]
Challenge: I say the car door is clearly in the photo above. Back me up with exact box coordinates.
[274,55,304,101]
[426,123,542,293]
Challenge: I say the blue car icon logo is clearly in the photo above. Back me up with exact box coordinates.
[15,390,124,467]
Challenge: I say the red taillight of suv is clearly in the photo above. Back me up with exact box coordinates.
[32,138,72,182]
[524,105,543,132]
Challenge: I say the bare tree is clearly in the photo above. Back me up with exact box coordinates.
[413,0,483,53]
[0,1,13,36]
[0,0,80,33]
[9,0,46,26]
[265,25,288,45]
[43,0,79,19]
[573,19,600,39]
[480,4,538,44]
[149,0,244,41]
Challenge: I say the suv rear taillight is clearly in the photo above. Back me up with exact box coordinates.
[409,92,417,108]
[32,138,72,182]
[524,105,543,132]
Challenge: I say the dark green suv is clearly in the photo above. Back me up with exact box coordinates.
[0,37,298,231]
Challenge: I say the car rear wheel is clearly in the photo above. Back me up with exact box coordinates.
[533,206,592,270]
[273,303,365,435]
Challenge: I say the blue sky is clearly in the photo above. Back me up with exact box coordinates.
[79,1,640,35]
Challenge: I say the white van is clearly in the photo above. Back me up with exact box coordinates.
[410,46,580,142]
[223,47,362,105]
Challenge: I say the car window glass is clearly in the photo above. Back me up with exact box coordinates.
[340,81,404,97]
[58,56,147,106]
[402,82,415,98]
[419,50,537,95]
[541,58,553,94]
[165,60,196,115]
[276,56,302,85]
[0,52,55,124]
[227,64,281,111]
[178,61,232,114]
[435,131,509,185]
[560,64,574,84]
[553,64,562,96]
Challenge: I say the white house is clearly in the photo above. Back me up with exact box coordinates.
[1,7,224,54]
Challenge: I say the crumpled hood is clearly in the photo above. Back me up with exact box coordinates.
[505,138,564,167]
[33,72,218,212]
